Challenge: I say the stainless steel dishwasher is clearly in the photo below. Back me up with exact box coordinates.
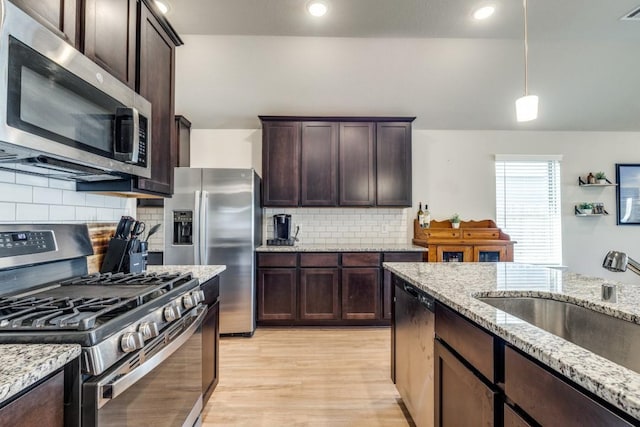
[394,275,435,427]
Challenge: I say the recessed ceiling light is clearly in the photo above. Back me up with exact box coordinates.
[307,1,328,17]
[473,5,495,20]
[155,0,170,15]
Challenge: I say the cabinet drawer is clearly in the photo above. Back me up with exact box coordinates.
[300,253,339,267]
[505,346,633,426]
[435,303,494,381]
[463,229,500,239]
[342,252,381,267]
[425,229,461,239]
[383,252,423,262]
[257,253,298,267]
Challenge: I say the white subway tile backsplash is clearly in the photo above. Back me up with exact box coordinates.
[49,205,76,221]
[0,183,32,203]
[75,207,97,221]
[33,187,63,205]
[15,174,49,188]
[16,204,50,221]
[0,202,15,222]
[0,170,15,184]
[85,194,106,208]
[62,190,86,206]
[48,179,75,190]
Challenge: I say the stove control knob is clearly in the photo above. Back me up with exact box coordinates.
[182,294,195,310]
[138,322,159,340]
[164,305,178,322]
[196,290,205,303]
[120,332,144,353]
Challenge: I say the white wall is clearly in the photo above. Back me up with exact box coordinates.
[192,128,640,284]
[190,129,262,173]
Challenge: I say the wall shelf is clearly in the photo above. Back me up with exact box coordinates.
[578,177,617,187]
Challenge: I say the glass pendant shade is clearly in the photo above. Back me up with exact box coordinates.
[515,95,538,122]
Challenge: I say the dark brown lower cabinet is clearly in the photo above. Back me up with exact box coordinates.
[505,346,633,427]
[0,370,64,426]
[257,268,297,321]
[202,301,219,404]
[341,268,380,320]
[300,268,340,320]
[434,340,496,427]
[503,404,532,427]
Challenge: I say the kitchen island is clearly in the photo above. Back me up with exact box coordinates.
[385,262,640,424]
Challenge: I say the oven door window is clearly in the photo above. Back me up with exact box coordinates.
[7,36,123,158]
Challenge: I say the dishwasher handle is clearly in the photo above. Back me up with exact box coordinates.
[404,283,434,312]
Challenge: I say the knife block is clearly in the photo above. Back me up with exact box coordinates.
[100,238,129,273]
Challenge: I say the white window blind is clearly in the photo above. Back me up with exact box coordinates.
[495,157,562,265]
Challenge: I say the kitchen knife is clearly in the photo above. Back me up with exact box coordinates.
[114,216,128,239]
[121,217,136,240]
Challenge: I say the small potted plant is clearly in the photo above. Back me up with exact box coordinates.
[450,213,461,229]
[578,202,593,215]
[595,172,607,184]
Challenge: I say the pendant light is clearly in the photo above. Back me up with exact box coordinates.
[515,0,538,122]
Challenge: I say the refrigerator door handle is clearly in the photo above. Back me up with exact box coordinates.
[199,190,209,265]
[194,190,201,264]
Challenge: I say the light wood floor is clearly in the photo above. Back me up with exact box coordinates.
[201,327,412,427]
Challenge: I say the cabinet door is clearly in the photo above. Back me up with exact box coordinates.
[202,301,219,404]
[434,339,496,427]
[0,370,64,426]
[262,121,301,206]
[383,252,424,319]
[136,2,177,196]
[435,245,473,263]
[11,0,80,47]
[84,0,137,88]
[474,245,507,262]
[376,122,412,206]
[300,122,338,206]
[257,268,297,320]
[339,122,375,206]
[341,267,380,320]
[300,268,340,320]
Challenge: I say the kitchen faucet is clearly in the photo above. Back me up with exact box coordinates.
[602,250,640,276]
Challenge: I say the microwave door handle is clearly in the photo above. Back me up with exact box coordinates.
[199,191,209,265]
[96,307,206,408]
[130,107,140,164]
[194,191,201,264]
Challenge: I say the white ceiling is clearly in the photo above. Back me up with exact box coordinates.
[168,0,640,131]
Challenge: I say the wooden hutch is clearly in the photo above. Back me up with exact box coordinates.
[413,219,515,263]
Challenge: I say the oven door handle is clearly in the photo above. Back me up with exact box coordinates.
[98,306,206,408]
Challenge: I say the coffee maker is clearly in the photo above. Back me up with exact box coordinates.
[267,214,296,246]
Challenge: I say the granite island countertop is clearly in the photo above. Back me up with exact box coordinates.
[0,344,80,405]
[383,262,640,420]
[256,243,426,252]
[147,265,226,284]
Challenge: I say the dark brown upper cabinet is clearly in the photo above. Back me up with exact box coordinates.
[262,121,301,206]
[84,0,137,88]
[10,0,82,48]
[376,122,412,206]
[134,1,178,196]
[301,122,338,206]
[260,116,414,208]
[339,122,376,206]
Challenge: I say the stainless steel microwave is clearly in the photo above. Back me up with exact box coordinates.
[0,1,151,181]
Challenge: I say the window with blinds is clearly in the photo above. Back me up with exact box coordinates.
[495,155,562,265]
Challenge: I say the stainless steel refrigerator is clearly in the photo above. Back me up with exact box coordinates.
[164,168,262,336]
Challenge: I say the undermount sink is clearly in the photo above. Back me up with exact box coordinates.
[477,296,640,374]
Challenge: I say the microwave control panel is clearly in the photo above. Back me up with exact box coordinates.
[0,231,56,258]
[138,116,148,167]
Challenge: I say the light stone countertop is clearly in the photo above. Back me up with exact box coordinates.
[0,344,80,405]
[147,265,226,284]
[383,262,640,421]
[256,244,426,252]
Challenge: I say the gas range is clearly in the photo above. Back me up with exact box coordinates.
[0,225,203,376]
[0,271,203,375]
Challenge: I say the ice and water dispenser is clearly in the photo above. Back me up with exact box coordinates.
[173,211,193,245]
